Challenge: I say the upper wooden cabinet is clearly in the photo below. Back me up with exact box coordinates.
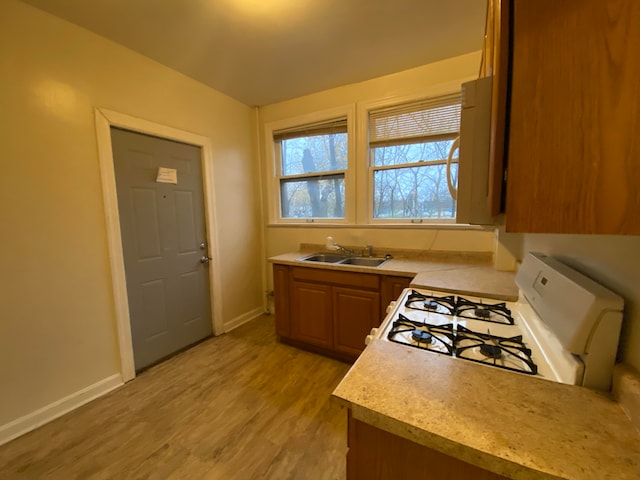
[504,0,640,234]
[481,0,511,217]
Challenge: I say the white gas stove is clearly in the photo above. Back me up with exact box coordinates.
[369,253,624,390]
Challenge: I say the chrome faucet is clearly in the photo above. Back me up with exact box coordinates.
[326,237,353,256]
[334,244,353,256]
[327,242,352,256]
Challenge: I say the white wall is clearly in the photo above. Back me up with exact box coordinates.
[265,226,493,259]
[0,0,262,431]
[526,235,640,371]
[498,230,640,372]
[259,51,481,121]
[258,51,495,285]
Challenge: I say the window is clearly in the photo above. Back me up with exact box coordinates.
[273,118,348,220]
[368,94,461,221]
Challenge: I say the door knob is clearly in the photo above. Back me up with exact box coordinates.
[200,256,210,264]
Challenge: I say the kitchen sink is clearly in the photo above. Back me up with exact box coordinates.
[339,257,389,267]
[298,252,392,268]
[298,253,348,263]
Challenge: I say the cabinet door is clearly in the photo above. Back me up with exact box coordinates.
[290,280,333,349]
[380,276,411,322]
[485,0,510,216]
[347,415,509,480]
[506,0,640,234]
[333,287,380,357]
[272,264,290,337]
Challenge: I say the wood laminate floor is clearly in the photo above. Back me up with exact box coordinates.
[0,315,351,479]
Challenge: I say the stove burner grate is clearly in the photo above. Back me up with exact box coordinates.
[402,291,515,325]
[404,290,456,316]
[387,314,455,356]
[387,289,539,375]
[455,326,538,375]
[455,298,514,325]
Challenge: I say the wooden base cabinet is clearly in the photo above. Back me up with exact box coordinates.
[273,265,410,361]
[291,280,333,349]
[273,264,290,337]
[380,275,411,313]
[347,413,508,480]
[333,287,380,357]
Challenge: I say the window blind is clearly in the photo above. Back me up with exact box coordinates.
[369,93,461,147]
[273,118,348,142]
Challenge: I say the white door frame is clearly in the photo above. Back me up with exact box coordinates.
[95,108,223,382]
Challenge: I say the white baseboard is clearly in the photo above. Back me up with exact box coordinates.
[223,307,265,332]
[0,373,123,446]
[0,310,266,446]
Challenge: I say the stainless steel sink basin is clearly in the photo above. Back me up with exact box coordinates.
[298,252,391,267]
[298,253,348,263]
[338,257,389,267]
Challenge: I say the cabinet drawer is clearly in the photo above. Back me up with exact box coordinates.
[291,267,380,290]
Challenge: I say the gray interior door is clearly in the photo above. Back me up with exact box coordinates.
[111,127,213,372]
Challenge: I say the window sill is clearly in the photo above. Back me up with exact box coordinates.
[266,222,491,231]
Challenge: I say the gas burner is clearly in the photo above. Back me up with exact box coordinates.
[412,330,433,343]
[480,344,502,359]
[404,290,456,316]
[424,301,439,311]
[388,317,537,374]
[455,326,537,375]
[387,314,455,356]
[455,298,514,325]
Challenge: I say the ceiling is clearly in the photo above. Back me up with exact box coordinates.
[22,0,487,106]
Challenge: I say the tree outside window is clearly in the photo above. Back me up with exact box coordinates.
[369,94,461,221]
[274,119,347,219]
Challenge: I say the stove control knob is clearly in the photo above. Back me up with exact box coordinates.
[365,328,379,346]
[386,301,397,314]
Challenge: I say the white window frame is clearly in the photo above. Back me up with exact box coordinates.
[357,83,463,225]
[264,105,356,225]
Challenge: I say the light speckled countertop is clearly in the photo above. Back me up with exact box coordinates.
[333,340,640,480]
[269,249,519,301]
